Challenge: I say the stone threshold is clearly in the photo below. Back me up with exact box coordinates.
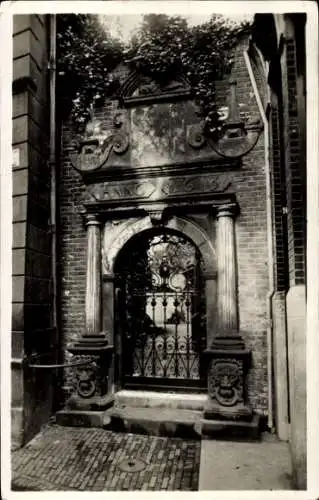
[103,406,260,441]
[114,390,209,411]
[56,389,261,441]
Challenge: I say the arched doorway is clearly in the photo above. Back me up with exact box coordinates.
[114,228,207,391]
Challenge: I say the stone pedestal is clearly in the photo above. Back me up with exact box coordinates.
[203,348,252,421]
[65,340,114,412]
[202,203,258,438]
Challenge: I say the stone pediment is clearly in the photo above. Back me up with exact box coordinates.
[118,71,192,106]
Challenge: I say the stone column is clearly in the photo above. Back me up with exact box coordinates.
[61,213,114,421]
[212,202,244,350]
[84,213,102,337]
[216,203,238,336]
[202,202,257,436]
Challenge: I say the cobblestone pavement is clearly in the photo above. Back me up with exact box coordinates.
[12,424,200,491]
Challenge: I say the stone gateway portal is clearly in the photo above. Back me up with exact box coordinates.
[114,229,206,390]
[10,12,307,490]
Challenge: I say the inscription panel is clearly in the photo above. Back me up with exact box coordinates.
[86,173,232,204]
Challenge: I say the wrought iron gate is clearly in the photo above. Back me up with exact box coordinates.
[115,229,206,390]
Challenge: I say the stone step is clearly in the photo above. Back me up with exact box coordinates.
[104,405,261,441]
[200,414,261,441]
[103,406,260,441]
[56,409,107,428]
[104,406,203,439]
[114,390,208,411]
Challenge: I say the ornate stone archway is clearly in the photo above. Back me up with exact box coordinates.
[102,215,217,277]
[65,201,255,430]
[101,215,218,385]
[81,203,242,355]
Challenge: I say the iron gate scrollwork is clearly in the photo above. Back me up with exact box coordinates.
[115,229,206,389]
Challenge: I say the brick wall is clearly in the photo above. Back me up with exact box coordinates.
[283,34,306,286]
[270,96,289,292]
[59,129,87,347]
[59,36,270,414]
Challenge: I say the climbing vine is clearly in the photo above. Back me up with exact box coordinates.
[56,14,124,124]
[56,13,250,133]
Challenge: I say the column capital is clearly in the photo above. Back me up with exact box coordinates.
[83,212,101,227]
[215,202,239,219]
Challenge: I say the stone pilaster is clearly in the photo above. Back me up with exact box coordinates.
[84,213,102,337]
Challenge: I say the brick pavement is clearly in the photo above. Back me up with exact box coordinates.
[11,423,200,491]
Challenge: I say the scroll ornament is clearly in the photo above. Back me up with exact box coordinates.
[69,111,130,173]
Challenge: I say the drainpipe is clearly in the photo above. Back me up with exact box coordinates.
[243,49,275,431]
[49,16,58,353]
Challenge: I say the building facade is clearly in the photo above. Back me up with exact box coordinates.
[11,14,56,448]
[11,13,307,490]
[251,13,307,489]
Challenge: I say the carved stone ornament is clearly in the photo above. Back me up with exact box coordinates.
[187,123,207,149]
[208,358,244,407]
[218,106,230,121]
[161,174,231,197]
[85,173,231,204]
[75,358,98,398]
[77,365,96,398]
[69,110,130,174]
[149,209,165,225]
[86,180,157,202]
[113,131,129,154]
[101,246,111,275]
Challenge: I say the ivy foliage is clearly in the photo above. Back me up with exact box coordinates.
[56,13,250,133]
[56,14,124,123]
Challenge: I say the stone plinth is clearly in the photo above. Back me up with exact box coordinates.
[56,337,114,427]
[201,342,259,439]
[203,344,252,420]
[65,338,114,411]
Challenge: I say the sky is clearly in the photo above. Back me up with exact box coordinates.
[99,14,253,43]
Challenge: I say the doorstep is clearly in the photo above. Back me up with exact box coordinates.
[57,390,261,441]
[104,406,260,441]
[104,405,203,439]
[114,389,208,411]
